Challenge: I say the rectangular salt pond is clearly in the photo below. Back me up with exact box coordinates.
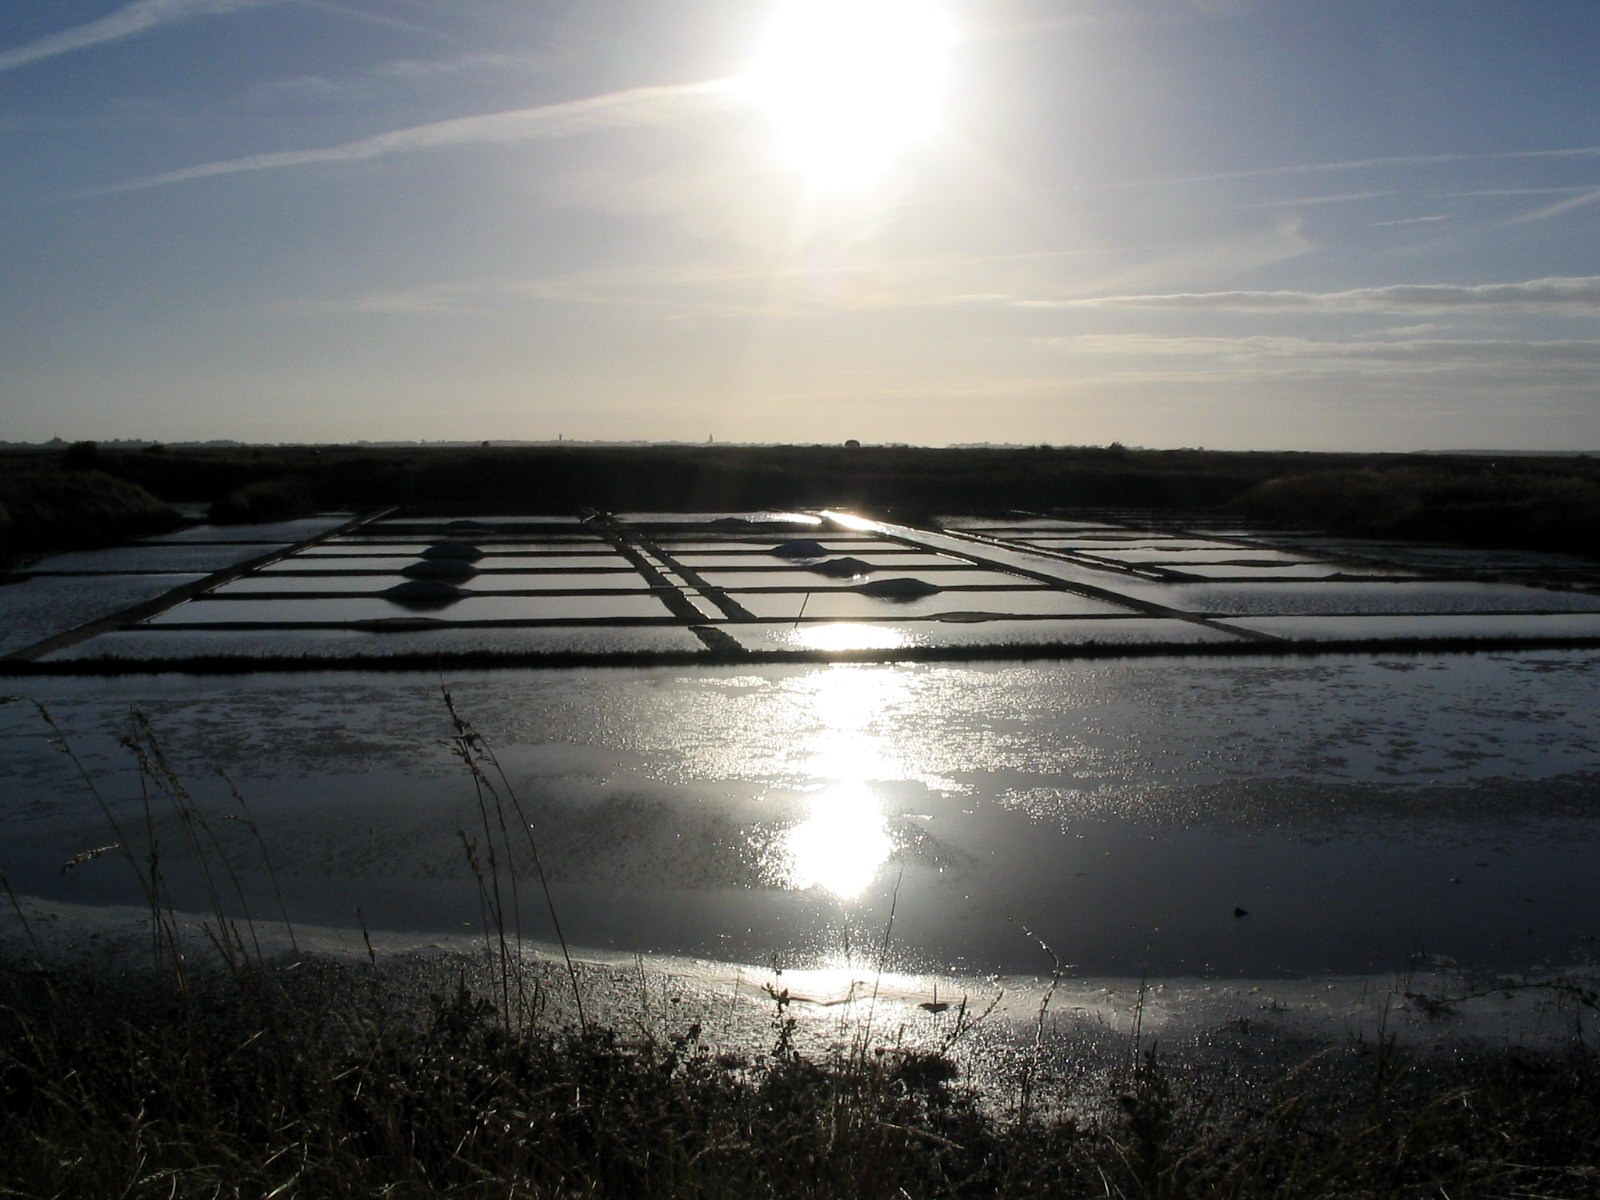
[1148,580,1600,617]
[1216,612,1600,641]
[212,572,650,595]
[729,588,1135,621]
[359,516,588,531]
[303,540,615,556]
[145,592,675,624]
[651,536,904,552]
[0,574,203,656]
[19,544,288,574]
[693,567,1001,590]
[44,623,713,661]
[1007,534,1208,547]
[136,516,356,543]
[1165,563,1406,580]
[1080,547,1333,564]
[673,552,961,570]
[725,615,1244,653]
[257,554,633,573]
[938,517,1124,532]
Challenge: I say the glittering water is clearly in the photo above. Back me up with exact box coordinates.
[4,652,1597,979]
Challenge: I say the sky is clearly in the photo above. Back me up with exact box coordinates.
[2,0,1598,450]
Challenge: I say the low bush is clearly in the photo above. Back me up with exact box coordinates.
[1232,464,1600,554]
[0,469,181,564]
[207,475,316,524]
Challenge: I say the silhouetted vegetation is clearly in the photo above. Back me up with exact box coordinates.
[3,442,1597,559]
[1231,462,1600,553]
[207,475,316,524]
[2,955,1597,1198]
[0,469,181,565]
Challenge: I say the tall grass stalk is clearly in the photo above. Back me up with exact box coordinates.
[216,768,299,956]
[119,709,284,984]
[1017,923,1069,1122]
[442,685,586,1028]
[4,696,185,983]
[855,863,905,1071]
[3,697,295,998]
[1,869,46,965]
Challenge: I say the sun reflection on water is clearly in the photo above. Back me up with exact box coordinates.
[786,621,908,652]
[781,781,893,899]
[772,664,912,899]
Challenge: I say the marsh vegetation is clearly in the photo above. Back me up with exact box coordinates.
[4,950,1598,1199]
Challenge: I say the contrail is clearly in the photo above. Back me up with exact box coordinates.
[1085,145,1600,193]
[100,78,735,194]
[1508,188,1600,226]
[0,0,268,74]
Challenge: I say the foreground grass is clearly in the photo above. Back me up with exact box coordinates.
[2,957,1598,1199]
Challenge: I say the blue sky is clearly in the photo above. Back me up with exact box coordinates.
[3,0,1598,449]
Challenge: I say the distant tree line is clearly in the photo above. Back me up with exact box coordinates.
[3,441,1597,560]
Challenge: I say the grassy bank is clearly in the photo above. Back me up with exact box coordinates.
[2,950,1597,1199]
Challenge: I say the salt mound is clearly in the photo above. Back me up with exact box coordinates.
[402,558,477,581]
[808,557,875,578]
[384,580,468,610]
[856,577,941,600]
[422,541,484,562]
[771,539,828,559]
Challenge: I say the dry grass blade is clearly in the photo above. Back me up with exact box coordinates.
[442,684,586,1028]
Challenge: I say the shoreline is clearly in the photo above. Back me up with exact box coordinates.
[8,894,1596,1079]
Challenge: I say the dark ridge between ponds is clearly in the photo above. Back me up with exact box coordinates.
[5,633,1600,677]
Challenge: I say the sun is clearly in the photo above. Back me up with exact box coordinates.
[739,0,954,190]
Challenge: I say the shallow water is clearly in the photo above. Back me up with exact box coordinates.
[4,652,1596,980]
[5,511,1599,990]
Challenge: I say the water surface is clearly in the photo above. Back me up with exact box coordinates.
[4,652,1595,981]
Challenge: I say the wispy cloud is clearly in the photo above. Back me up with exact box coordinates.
[1060,219,1314,298]
[0,0,268,74]
[1372,214,1450,228]
[102,79,735,193]
[1049,276,1600,314]
[248,50,540,105]
[1104,145,1600,193]
[1039,332,1600,386]
[1248,191,1390,210]
[1508,188,1600,225]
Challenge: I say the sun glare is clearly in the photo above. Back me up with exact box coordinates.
[773,667,909,899]
[783,782,894,899]
[741,0,954,190]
